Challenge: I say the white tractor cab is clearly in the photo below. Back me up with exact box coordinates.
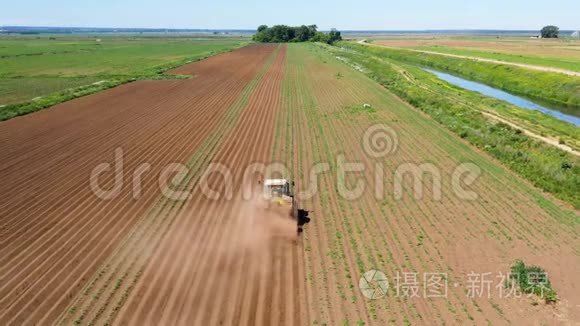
[262,178,310,233]
[263,179,293,201]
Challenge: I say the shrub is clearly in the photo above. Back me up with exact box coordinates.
[540,25,559,38]
[509,260,558,304]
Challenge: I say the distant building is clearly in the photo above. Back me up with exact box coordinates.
[572,31,580,38]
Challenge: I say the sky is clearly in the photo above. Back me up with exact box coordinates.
[1,0,579,31]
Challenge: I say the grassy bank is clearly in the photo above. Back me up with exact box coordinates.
[323,43,580,209]
[343,42,580,109]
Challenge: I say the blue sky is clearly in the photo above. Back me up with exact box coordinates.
[2,0,579,30]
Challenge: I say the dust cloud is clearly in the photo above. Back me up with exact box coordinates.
[214,194,298,276]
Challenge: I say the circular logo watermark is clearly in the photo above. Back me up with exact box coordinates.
[359,269,389,300]
[362,124,399,158]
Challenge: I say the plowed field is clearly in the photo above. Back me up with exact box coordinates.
[0,43,578,325]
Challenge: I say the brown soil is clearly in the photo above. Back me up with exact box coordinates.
[281,44,580,325]
[0,44,280,325]
[113,45,299,326]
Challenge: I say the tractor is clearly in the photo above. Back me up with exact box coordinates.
[262,179,310,233]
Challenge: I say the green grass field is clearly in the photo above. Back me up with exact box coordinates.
[0,36,248,106]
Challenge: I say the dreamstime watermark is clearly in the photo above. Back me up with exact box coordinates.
[89,148,192,201]
[362,124,399,158]
[89,124,482,202]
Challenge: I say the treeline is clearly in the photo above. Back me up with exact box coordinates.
[253,25,342,44]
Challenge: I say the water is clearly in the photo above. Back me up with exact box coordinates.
[422,68,580,126]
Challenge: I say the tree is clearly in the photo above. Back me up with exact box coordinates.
[541,25,559,38]
[253,28,271,42]
[311,31,330,44]
[270,25,293,42]
[328,28,342,44]
[307,25,318,35]
[252,24,341,44]
[295,25,313,42]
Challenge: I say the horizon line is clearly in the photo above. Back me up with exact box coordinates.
[2,25,578,32]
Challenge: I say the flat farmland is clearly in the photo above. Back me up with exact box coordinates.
[0,44,278,324]
[0,36,247,106]
[0,42,578,325]
[372,36,580,72]
[279,44,579,324]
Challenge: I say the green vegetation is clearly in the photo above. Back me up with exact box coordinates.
[0,76,104,105]
[541,25,559,38]
[343,42,580,109]
[253,25,342,44]
[509,260,558,303]
[0,80,122,121]
[323,43,580,209]
[0,36,247,120]
[0,37,246,78]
